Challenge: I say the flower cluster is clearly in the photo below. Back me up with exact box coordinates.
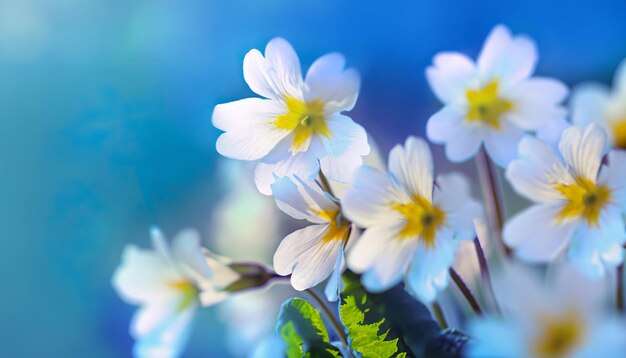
[112,25,626,357]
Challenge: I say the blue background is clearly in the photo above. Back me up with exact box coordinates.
[1,0,625,356]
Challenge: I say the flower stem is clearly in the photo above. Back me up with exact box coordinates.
[318,170,335,197]
[432,302,448,329]
[449,268,483,315]
[618,264,624,313]
[473,237,501,314]
[305,288,353,357]
[475,149,511,257]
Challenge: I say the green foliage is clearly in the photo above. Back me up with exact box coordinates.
[340,295,403,357]
[276,298,342,358]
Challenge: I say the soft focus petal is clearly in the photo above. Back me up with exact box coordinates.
[304,53,360,112]
[536,116,570,149]
[213,98,289,160]
[170,229,214,284]
[342,166,408,227]
[426,52,476,103]
[433,172,482,241]
[324,244,345,302]
[504,204,576,262]
[614,58,626,92]
[270,176,334,223]
[319,113,370,182]
[405,233,457,303]
[133,304,196,358]
[570,83,611,127]
[112,246,179,304]
[243,38,303,100]
[602,150,626,211]
[483,120,525,167]
[506,135,571,203]
[388,136,434,199]
[504,77,568,130]
[254,151,319,195]
[477,24,537,86]
[467,318,523,358]
[559,124,607,181]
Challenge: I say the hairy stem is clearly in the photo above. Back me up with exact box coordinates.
[475,149,511,257]
[305,288,353,357]
[432,302,449,329]
[449,268,483,315]
[473,237,501,314]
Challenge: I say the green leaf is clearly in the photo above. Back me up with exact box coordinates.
[340,294,403,357]
[276,298,343,358]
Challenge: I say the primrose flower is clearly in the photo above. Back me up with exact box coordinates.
[112,229,239,357]
[571,58,626,149]
[468,264,626,357]
[342,136,482,303]
[271,176,357,298]
[213,37,370,195]
[426,24,568,167]
[504,124,626,279]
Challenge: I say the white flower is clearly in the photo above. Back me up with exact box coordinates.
[468,264,626,357]
[342,136,482,303]
[112,228,239,357]
[271,175,357,298]
[504,124,626,279]
[571,58,626,149]
[213,37,370,195]
[426,24,568,167]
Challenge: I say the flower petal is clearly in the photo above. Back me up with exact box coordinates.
[570,83,611,127]
[291,238,341,291]
[342,166,408,227]
[270,175,335,223]
[304,53,360,112]
[170,229,214,283]
[243,38,303,100]
[505,135,571,203]
[602,150,626,211]
[273,224,328,276]
[477,24,537,86]
[213,98,289,160]
[483,120,525,167]
[405,232,458,303]
[133,303,195,358]
[504,77,569,130]
[254,151,320,195]
[559,124,607,181]
[426,52,476,103]
[433,172,482,241]
[388,136,434,199]
[503,204,576,262]
[351,225,417,292]
[319,113,370,182]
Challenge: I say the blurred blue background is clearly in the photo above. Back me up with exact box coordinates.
[1,0,625,356]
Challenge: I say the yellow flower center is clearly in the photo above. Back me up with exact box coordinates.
[610,118,626,149]
[272,96,331,153]
[555,177,612,226]
[315,208,351,243]
[392,195,446,247]
[533,311,586,358]
[466,81,515,130]
[168,279,199,312]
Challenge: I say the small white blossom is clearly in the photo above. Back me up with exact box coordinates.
[271,176,357,298]
[342,136,482,303]
[504,124,626,278]
[112,229,239,357]
[426,24,568,167]
[571,58,626,150]
[468,264,626,357]
[213,38,370,195]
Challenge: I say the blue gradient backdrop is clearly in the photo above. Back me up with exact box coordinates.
[1,0,625,356]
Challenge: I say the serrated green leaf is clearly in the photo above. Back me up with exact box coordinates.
[276,297,343,358]
[281,321,305,358]
[340,294,403,357]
